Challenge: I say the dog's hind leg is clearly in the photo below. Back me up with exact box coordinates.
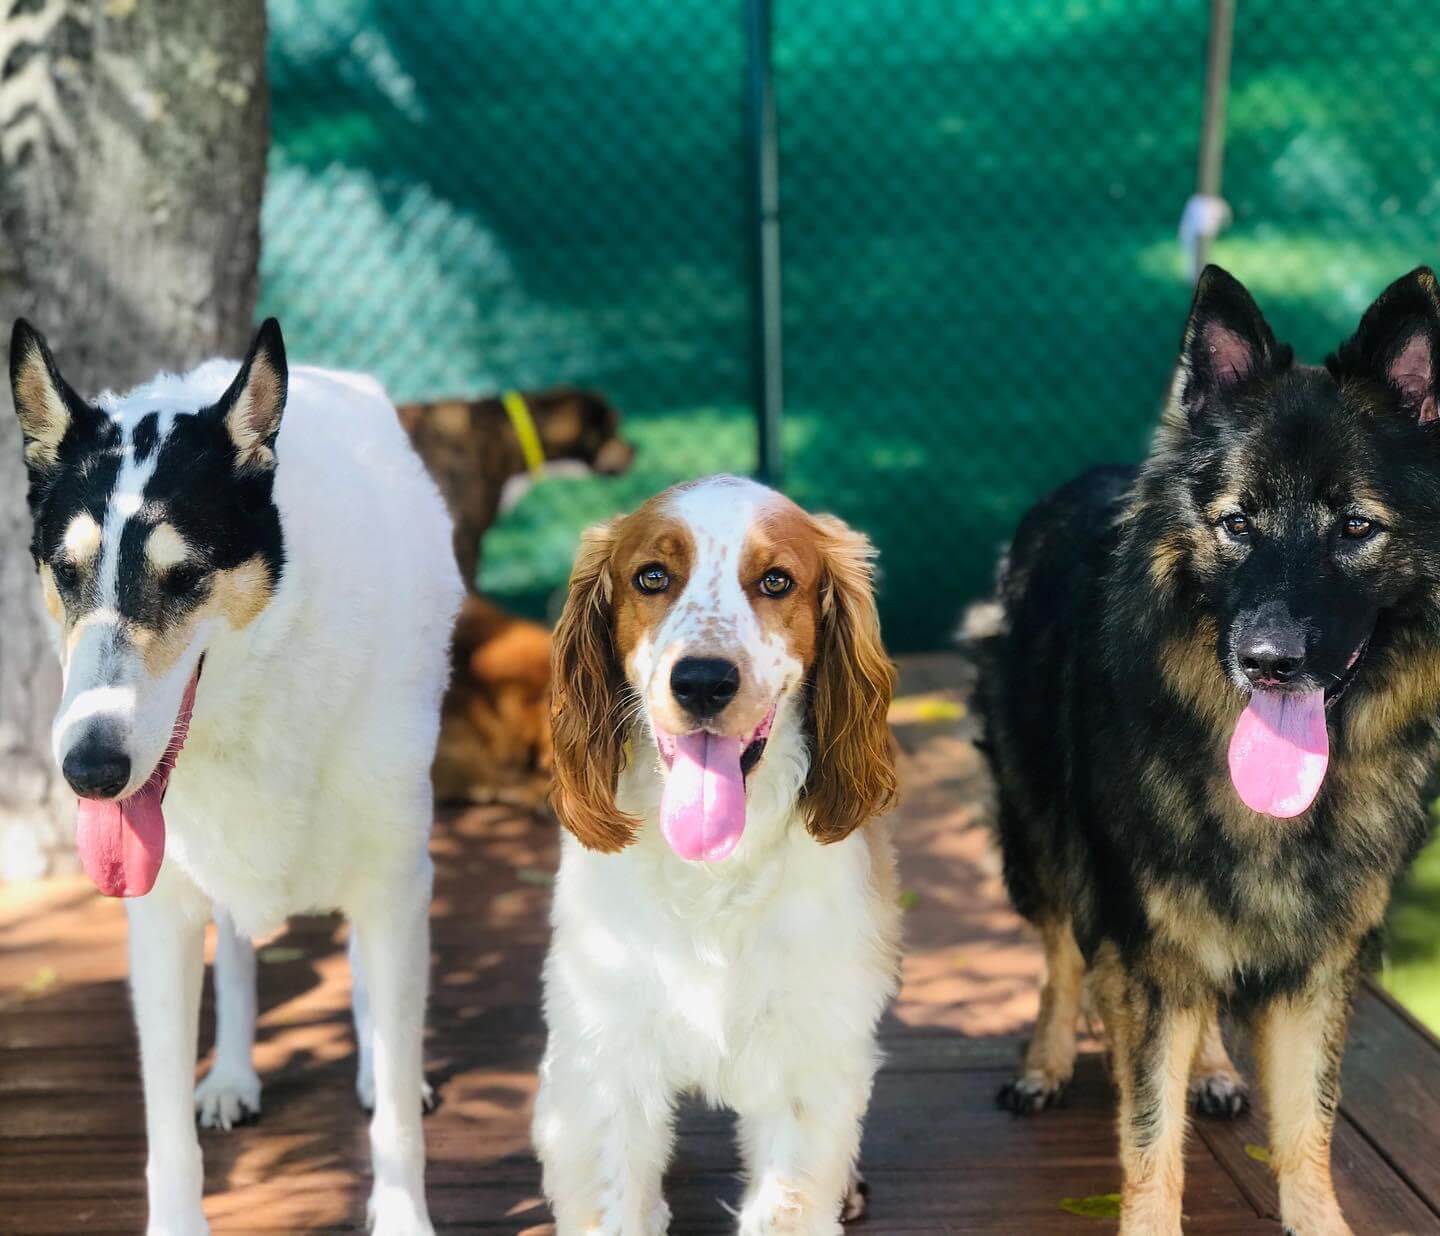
[997,918,1084,1114]
[194,907,261,1130]
[127,870,210,1235]
[349,927,437,1115]
[1256,968,1356,1236]
[1188,1004,1249,1118]
[349,851,436,1236]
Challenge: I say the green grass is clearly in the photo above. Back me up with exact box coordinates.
[1381,811,1440,1033]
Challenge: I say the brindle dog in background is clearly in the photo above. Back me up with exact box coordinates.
[975,266,1440,1236]
[398,387,634,588]
[399,387,633,807]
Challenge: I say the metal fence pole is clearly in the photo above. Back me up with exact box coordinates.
[744,0,784,486]
[1189,0,1236,276]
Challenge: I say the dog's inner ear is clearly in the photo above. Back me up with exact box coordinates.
[213,318,288,467]
[1180,265,1284,406]
[1389,331,1436,424]
[1329,267,1440,426]
[9,319,97,472]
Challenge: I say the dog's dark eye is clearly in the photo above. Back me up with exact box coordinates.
[163,566,205,600]
[635,564,670,594]
[1342,515,1375,540]
[758,569,793,598]
[50,559,79,591]
[1220,512,1251,538]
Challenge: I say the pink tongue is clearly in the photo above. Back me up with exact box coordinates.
[660,732,747,862]
[1227,689,1329,818]
[74,672,198,898]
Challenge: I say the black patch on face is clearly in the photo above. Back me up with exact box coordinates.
[131,412,160,462]
[112,412,285,625]
[28,446,121,601]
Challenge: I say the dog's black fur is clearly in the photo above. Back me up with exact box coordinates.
[975,265,1440,1231]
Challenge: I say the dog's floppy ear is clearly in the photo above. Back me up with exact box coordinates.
[9,319,104,476]
[1175,266,1289,420]
[1328,267,1440,425]
[210,318,288,467]
[549,518,639,852]
[801,515,898,844]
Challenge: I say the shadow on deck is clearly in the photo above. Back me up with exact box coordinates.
[3,654,1439,1232]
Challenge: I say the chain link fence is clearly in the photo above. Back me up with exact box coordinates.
[260,0,1440,651]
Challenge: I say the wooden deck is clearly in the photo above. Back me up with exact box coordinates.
[4,653,1440,1233]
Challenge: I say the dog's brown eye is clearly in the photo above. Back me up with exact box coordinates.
[759,569,793,598]
[50,559,79,591]
[163,566,205,599]
[1221,512,1251,538]
[635,564,670,594]
[1342,515,1375,540]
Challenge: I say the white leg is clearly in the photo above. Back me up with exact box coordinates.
[349,853,436,1236]
[350,926,376,1110]
[194,906,261,1130]
[127,870,211,1236]
[351,924,436,1114]
[532,1040,676,1235]
[734,1064,875,1236]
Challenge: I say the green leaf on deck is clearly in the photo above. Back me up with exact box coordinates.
[517,868,555,887]
[897,889,920,911]
[1244,1143,1272,1164]
[1058,1193,1122,1219]
[258,946,305,964]
[21,966,58,997]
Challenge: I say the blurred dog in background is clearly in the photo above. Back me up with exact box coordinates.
[400,387,633,808]
[398,387,634,586]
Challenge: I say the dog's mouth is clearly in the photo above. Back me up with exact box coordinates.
[74,662,202,898]
[1225,639,1367,820]
[653,705,776,863]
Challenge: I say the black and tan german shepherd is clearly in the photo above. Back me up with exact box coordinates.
[975,265,1440,1236]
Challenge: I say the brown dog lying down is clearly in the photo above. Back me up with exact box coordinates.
[433,594,554,808]
[397,387,634,588]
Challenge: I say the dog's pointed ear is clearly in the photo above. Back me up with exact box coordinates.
[1177,267,1287,417]
[211,318,288,467]
[549,518,639,852]
[9,319,103,474]
[1328,267,1440,425]
[802,515,898,844]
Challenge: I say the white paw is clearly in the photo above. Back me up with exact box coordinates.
[366,1186,435,1236]
[738,1177,841,1236]
[840,1170,868,1222]
[194,1063,261,1131]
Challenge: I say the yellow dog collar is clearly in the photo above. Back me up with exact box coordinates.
[502,390,545,478]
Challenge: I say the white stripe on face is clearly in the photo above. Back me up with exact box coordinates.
[94,411,173,613]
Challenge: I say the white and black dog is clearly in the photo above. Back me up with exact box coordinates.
[9,318,461,1236]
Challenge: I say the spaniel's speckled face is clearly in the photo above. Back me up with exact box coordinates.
[608,477,823,762]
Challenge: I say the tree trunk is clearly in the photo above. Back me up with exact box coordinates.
[0,0,268,879]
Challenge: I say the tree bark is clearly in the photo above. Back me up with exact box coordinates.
[0,0,268,878]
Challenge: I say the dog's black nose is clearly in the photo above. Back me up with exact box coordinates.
[1238,628,1307,686]
[670,657,741,719]
[62,733,131,799]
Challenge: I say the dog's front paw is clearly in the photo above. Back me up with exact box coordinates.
[194,1063,261,1131]
[996,1071,1069,1115]
[366,1186,435,1236]
[1190,1070,1250,1119]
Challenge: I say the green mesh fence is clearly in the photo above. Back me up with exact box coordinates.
[260,0,1440,651]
